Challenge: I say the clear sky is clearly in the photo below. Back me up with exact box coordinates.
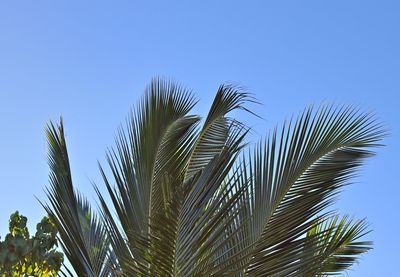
[0,1,399,275]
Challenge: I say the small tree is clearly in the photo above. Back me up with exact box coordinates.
[44,79,384,276]
[0,211,63,277]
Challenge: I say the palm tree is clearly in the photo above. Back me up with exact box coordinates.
[43,79,384,276]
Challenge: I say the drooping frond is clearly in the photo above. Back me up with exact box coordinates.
[237,105,384,276]
[44,120,113,277]
[185,85,253,180]
[302,215,372,276]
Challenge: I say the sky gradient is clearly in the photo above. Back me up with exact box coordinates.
[0,1,399,275]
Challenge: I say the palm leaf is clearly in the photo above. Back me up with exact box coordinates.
[185,84,254,180]
[301,215,372,276]
[95,79,199,271]
[239,105,383,276]
[43,119,113,277]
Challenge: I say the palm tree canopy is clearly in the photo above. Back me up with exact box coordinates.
[44,79,384,276]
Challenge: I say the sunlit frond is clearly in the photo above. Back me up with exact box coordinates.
[240,105,383,276]
[302,215,372,276]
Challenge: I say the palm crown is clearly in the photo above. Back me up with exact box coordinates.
[44,79,384,276]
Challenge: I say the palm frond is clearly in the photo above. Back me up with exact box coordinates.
[240,105,384,276]
[185,85,253,180]
[43,119,113,277]
[96,79,199,270]
[302,215,372,276]
[118,123,249,276]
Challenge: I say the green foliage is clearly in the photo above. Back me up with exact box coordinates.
[0,212,63,277]
[43,79,384,276]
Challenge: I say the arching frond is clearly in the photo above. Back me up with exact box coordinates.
[300,215,372,276]
[240,106,383,276]
[185,85,253,180]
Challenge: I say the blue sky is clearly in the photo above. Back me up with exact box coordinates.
[0,1,399,275]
